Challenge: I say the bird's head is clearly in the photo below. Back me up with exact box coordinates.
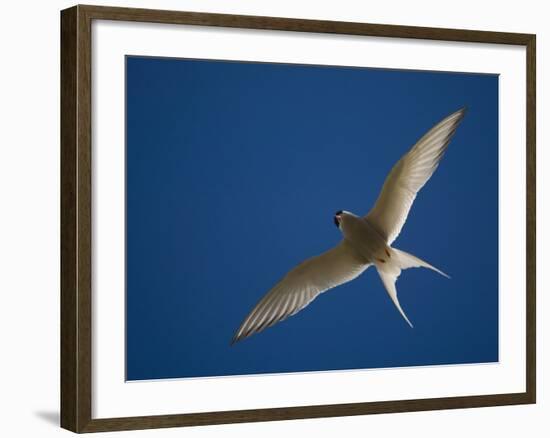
[333,210,343,228]
[334,210,353,230]
[334,210,356,231]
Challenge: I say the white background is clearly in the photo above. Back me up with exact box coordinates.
[0,0,546,437]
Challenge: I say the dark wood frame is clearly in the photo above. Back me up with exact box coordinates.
[61,4,536,433]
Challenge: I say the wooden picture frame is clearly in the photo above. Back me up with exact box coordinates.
[61,4,536,433]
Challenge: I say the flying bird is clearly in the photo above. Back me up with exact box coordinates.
[232,108,466,344]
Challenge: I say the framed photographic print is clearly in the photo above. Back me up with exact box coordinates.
[60,4,536,433]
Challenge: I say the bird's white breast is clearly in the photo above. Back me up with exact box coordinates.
[340,214,390,263]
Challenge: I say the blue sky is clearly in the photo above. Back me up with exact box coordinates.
[126,56,498,381]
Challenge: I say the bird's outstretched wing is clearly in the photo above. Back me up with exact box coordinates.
[365,108,466,244]
[232,241,369,344]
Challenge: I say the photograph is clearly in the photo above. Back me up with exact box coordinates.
[55,2,535,433]
[0,0,541,435]
[125,56,499,381]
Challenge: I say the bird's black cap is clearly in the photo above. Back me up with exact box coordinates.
[334,210,343,227]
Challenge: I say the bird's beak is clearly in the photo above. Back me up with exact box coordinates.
[334,215,340,227]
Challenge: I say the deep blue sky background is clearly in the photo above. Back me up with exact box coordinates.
[126,56,498,381]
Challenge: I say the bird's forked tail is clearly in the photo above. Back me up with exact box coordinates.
[375,248,449,327]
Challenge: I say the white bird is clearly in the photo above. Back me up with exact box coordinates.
[232,108,466,344]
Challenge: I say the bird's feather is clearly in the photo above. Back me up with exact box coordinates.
[232,241,369,344]
[376,247,450,327]
[377,267,413,328]
[365,108,466,244]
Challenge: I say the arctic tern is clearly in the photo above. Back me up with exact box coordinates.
[232,108,466,344]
